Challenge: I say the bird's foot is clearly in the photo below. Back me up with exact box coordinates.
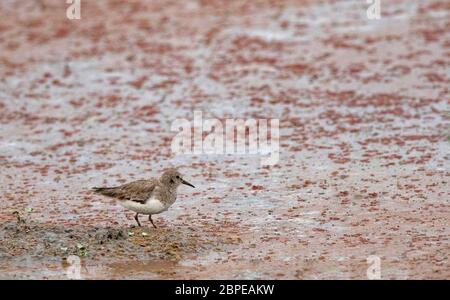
[149,215,157,229]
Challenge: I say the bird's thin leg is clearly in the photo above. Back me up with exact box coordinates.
[134,213,141,227]
[149,215,157,229]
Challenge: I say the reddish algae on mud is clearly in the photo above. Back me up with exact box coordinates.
[0,0,449,279]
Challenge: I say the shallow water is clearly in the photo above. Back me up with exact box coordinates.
[0,0,449,279]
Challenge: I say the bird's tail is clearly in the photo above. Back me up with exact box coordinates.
[92,187,118,197]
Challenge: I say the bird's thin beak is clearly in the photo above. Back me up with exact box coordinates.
[181,179,195,188]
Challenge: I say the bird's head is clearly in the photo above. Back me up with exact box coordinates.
[160,168,195,188]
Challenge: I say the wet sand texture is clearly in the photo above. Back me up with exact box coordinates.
[0,0,449,279]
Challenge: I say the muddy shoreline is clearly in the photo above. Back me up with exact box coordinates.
[0,0,449,279]
[0,216,244,279]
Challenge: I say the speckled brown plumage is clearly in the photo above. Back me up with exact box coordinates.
[93,169,195,228]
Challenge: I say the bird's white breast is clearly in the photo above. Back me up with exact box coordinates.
[120,197,167,215]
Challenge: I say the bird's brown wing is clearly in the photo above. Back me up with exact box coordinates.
[93,179,157,203]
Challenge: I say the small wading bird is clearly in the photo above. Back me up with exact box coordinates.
[92,169,195,228]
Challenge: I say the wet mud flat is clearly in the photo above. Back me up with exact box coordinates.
[0,0,449,279]
[0,218,243,279]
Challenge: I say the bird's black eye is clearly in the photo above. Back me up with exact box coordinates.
[176,176,180,179]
